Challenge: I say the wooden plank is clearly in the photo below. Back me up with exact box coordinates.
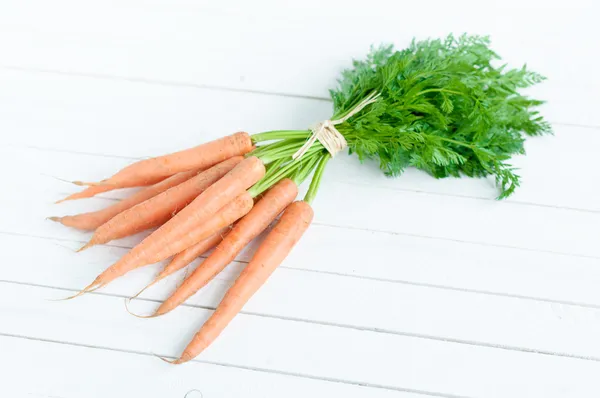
[2,234,600,360]
[0,0,598,126]
[1,71,599,211]
[2,282,600,397]
[0,335,408,398]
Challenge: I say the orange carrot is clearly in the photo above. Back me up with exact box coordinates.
[169,200,313,363]
[56,185,118,204]
[77,162,262,296]
[80,132,252,188]
[78,156,243,250]
[154,178,298,316]
[56,175,166,203]
[130,227,229,301]
[51,170,198,231]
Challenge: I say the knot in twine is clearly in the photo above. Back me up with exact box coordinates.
[292,92,381,160]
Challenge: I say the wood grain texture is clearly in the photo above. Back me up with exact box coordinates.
[0,0,598,125]
[0,335,409,398]
[3,282,600,398]
[0,0,599,396]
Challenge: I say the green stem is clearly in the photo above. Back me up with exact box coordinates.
[251,130,311,143]
[251,138,300,155]
[251,139,305,163]
[304,154,330,204]
[260,143,324,164]
[265,157,286,174]
[248,158,301,198]
[292,152,322,186]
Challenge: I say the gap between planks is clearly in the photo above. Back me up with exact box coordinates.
[0,64,598,131]
[3,228,600,306]
[0,331,470,398]
[3,277,600,364]
[0,65,332,102]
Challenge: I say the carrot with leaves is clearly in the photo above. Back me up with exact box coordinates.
[52,35,551,361]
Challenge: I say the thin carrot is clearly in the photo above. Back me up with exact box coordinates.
[129,227,229,301]
[79,132,252,188]
[154,178,298,316]
[56,175,167,204]
[56,185,119,204]
[78,156,243,251]
[51,170,198,231]
[76,158,263,296]
[168,200,313,364]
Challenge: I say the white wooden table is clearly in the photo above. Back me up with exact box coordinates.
[1,1,599,397]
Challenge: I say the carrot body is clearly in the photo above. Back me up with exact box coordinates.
[78,157,264,293]
[52,170,198,231]
[146,191,254,265]
[172,200,313,364]
[87,189,257,291]
[159,228,229,282]
[155,178,298,316]
[79,157,243,250]
[86,132,252,188]
[131,228,229,300]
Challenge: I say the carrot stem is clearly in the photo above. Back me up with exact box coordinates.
[292,152,322,186]
[304,154,330,204]
[248,154,307,197]
[251,130,310,143]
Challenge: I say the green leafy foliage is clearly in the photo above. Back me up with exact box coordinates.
[330,34,551,198]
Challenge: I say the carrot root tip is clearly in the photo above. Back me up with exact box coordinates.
[74,179,115,187]
[123,297,158,319]
[128,275,163,302]
[76,241,95,253]
[49,280,104,301]
[155,354,187,365]
[73,180,109,187]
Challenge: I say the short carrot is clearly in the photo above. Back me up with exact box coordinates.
[80,132,252,188]
[128,228,229,303]
[169,200,313,364]
[77,157,243,250]
[154,178,298,316]
[50,170,198,231]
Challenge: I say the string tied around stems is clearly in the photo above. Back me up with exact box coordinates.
[292,91,381,160]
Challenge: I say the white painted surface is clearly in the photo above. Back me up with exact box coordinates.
[0,1,599,397]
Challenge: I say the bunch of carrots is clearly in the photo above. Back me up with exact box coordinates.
[51,35,550,364]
